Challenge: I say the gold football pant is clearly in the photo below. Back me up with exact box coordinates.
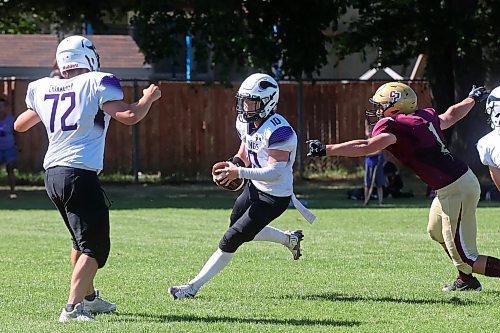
[427,169,480,274]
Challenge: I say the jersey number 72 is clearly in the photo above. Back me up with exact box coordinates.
[44,92,77,133]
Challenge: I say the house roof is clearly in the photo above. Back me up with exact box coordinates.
[0,34,146,68]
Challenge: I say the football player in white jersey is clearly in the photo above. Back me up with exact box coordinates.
[478,86,500,189]
[169,73,313,300]
[14,35,161,322]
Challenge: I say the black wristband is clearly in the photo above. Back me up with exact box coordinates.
[228,156,246,167]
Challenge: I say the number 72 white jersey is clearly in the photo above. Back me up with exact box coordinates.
[236,113,297,197]
[25,72,123,172]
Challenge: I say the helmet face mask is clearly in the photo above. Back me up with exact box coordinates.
[489,106,500,129]
[56,36,100,76]
[486,87,500,131]
[236,73,279,123]
[366,101,393,125]
[365,82,417,125]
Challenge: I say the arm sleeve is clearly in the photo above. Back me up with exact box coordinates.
[238,162,287,181]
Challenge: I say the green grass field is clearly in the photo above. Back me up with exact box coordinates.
[1,181,500,333]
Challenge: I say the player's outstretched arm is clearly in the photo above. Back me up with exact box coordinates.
[439,85,489,130]
[14,109,41,132]
[103,84,162,125]
[307,133,396,157]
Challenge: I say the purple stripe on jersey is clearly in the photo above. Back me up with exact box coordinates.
[269,126,294,146]
[454,206,476,267]
[100,75,122,91]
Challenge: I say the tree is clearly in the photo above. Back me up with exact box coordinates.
[0,0,136,34]
[4,0,499,177]
[333,0,500,178]
[130,0,348,81]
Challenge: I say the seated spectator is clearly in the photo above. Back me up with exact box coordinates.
[383,161,414,198]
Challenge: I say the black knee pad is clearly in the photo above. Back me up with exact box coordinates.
[219,227,253,253]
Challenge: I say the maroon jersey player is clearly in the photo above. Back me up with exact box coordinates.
[372,107,468,190]
[308,82,500,291]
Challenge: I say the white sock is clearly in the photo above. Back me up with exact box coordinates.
[188,248,234,291]
[253,226,288,245]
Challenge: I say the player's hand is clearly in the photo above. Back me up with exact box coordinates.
[306,139,326,157]
[215,161,240,185]
[143,84,162,102]
[212,161,227,184]
[468,85,489,104]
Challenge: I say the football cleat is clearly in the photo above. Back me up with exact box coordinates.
[442,276,482,292]
[58,303,95,322]
[83,289,116,313]
[284,230,304,260]
[169,284,198,300]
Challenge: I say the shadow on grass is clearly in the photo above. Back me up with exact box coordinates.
[113,312,361,327]
[277,292,481,306]
[2,181,498,210]
[0,185,238,210]
[0,181,436,211]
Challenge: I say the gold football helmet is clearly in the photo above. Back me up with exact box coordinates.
[366,82,417,125]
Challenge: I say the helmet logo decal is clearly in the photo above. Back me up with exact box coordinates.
[62,64,79,70]
[258,80,277,91]
[390,90,401,102]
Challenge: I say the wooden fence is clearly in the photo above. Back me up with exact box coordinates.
[1,79,432,177]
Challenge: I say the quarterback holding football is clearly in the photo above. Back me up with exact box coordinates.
[169,73,314,299]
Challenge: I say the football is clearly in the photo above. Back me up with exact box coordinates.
[212,161,244,191]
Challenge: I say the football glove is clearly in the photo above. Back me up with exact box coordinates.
[307,139,326,157]
[468,85,489,104]
[227,156,246,167]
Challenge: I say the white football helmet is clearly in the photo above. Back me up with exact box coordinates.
[236,73,279,122]
[56,35,100,75]
[486,86,500,131]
